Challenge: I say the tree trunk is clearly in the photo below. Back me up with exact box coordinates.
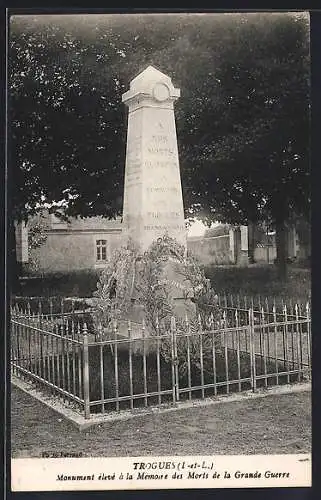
[275,220,288,281]
[248,221,256,264]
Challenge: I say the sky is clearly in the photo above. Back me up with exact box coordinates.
[187,219,219,237]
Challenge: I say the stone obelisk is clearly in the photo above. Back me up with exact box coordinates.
[122,65,187,252]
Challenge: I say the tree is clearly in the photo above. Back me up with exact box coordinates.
[9,13,310,283]
[8,13,231,286]
[181,13,310,279]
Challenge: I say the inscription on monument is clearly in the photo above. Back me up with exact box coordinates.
[147,211,182,218]
[122,65,186,251]
[144,224,186,231]
[146,187,179,193]
[150,134,168,144]
[147,147,174,155]
[144,160,178,169]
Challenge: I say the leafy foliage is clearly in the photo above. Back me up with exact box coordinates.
[28,215,48,250]
[160,316,222,377]
[9,13,310,280]
[10,13,309,227]
[92,234,221,334]
[27,213,49,272]
[183,13,310,231]
[92,238,139,328]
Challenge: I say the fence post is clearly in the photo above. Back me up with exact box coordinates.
[170,316,178,404]
[295,303,302,382]
[82,326,90,420]
[306,302,311,379]
[248,308,257,392]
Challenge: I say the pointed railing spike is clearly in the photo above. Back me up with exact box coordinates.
[98,321,103,340]
[261,306,265,325]
[71,317,75,337]
[306,302,310,319]
[127,320,131,338]
[234,309,238,329]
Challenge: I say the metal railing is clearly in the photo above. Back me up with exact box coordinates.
[10,297,311,420]
[215,292,310,315]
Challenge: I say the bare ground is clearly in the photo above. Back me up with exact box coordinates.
[11,385,311,458]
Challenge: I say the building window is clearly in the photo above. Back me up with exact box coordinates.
[96,239,107,261]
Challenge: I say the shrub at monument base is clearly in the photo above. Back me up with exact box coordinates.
[92,234,222,334]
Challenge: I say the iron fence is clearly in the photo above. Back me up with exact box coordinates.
[10,296,311,420]
[11,293,311,315]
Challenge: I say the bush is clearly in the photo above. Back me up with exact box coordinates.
[160,317,222,377]
[17,269,101,297]
[204,265,311,302]
[92,235,222,334]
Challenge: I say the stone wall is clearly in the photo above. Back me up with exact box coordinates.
[187,235,231,265]
[254,245,277,263]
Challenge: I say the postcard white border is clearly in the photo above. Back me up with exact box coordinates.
[11,454,311,491]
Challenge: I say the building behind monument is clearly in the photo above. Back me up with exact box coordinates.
[15,210,122,275]
[16,214,310,275]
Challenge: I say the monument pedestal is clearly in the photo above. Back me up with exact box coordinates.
[162,257,197,320]
[114,66,196,350]
[122,65,186,252]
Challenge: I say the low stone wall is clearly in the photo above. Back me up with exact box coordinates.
[254,246,277,264]
[187,236,231,266]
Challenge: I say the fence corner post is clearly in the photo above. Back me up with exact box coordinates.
[82,330,90,420]
[248,307,257,393]
[170,316,179,404]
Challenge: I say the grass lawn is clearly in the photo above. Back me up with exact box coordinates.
[11,385,311,458]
